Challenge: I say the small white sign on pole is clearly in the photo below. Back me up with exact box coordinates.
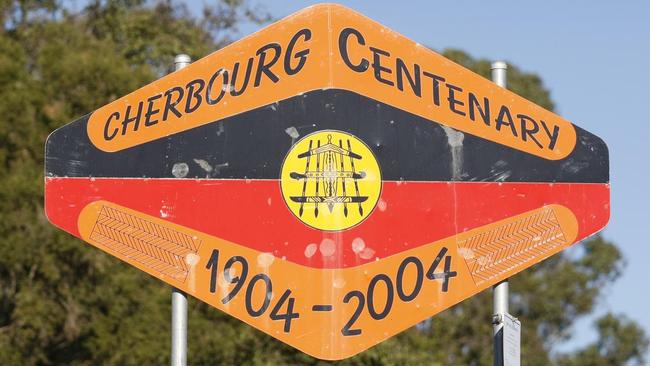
[503,313,521,366]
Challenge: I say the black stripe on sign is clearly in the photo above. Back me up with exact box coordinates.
[45,89,608,183]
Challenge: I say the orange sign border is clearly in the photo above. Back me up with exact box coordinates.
[86,4,576,160]
[78,200,578,360]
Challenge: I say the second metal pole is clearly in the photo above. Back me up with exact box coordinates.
[491,60,508,366]
[171,54,191,366]
[171,287,188,366]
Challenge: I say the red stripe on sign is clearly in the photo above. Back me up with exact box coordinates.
[45,178,609,269]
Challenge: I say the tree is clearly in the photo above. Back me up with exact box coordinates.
[0,1,267,365]
[0,1,645,365]
[558,314,648,366]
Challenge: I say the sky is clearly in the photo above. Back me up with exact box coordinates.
[188,0,650,352]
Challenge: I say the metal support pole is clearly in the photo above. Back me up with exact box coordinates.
[171,54,191,366]
[491,60,508,366]
[491,61,508,89]
[171,287,188,366]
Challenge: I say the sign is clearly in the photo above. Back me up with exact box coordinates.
[503,314,521,366]
[44,4,610,360]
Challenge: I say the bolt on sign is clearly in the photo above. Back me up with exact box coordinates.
[44,3,609,360]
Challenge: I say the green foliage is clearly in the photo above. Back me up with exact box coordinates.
[558,314,649,366]
[0,1,645,365]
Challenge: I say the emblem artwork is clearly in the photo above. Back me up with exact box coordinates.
[44,4,609,360]
[281,130,381,231]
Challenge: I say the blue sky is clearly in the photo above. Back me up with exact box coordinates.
[199,0,650,351]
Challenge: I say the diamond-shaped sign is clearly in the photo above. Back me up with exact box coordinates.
[45,4,609,360]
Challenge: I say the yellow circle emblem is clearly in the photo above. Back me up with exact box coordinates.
[281,130,382,231]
